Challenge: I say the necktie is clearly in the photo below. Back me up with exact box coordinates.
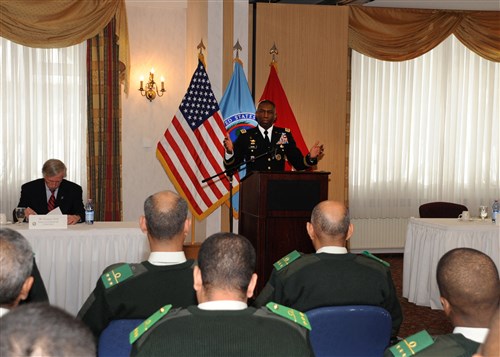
[264,130,270,143]
[48,190,56,211]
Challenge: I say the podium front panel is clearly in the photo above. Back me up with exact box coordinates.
[239,171,330,294]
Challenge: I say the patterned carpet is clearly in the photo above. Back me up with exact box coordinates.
[381,254,454,338]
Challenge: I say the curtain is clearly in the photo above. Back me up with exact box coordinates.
[349,35,500,218]
[87,18,122,221]
[0,38,87,216]
[349,6,500,62]
[0,0,129,92]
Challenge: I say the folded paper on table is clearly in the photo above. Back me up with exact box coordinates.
[29,215,67,229]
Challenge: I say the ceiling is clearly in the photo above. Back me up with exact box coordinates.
[250,0,500,11]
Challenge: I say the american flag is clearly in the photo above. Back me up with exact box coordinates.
[156,59,230,219]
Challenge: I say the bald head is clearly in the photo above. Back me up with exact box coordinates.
[437,248,499,326]
[143,190,188,241]
[309,201,351,246]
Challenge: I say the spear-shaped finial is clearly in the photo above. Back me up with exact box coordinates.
[233,40,242,59]
[269,43,279,68]
[198,39,207,67]
[197,39,206,55]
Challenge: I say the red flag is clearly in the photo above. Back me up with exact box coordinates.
[156,59,230,220]
[259,63,309,171]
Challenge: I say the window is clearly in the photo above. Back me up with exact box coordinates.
[349,35,499,218]
[0,37,87,215]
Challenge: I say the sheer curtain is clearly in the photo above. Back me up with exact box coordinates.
[349,35,500,219]
[0,37,87,217]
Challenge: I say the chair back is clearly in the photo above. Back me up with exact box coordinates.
[306,305,392,357]
[98,319,143,357]
[419,201,468,218]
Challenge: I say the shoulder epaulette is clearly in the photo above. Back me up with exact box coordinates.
[388,330,434,356]
[285,128,291,132]
[101,263,134,288]
[273,250,301,271]
[361,250,390,267]
[129,304,172,344]
[266,302,311,330]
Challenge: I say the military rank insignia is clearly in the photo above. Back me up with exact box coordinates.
[266,302,311,331]
[101,264,134,288]
[273,250,301,271]
[129,304,172,344]
[388,330,434,356]
[362,250,390,267]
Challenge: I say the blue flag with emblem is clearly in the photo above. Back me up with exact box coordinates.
[220,59,256,218]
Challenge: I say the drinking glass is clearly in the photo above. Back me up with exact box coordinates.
[479,206,488,221]
[15,207,26,224]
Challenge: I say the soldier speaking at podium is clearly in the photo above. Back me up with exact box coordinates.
[223,100,324,172]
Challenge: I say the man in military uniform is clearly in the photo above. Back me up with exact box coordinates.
[77,191,197,338]
[254,200,403,340]
[385,248,499,357]
[0,303,96,356]
[0,228,35,317]
[130,232,313,357]
[223,99,324,172]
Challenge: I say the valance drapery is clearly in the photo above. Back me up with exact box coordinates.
[349,6,500,62]
[0,0,130,92]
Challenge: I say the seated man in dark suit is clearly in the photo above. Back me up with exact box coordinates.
[14,159,85,225]
[386,248,499,357]
[130,232,313,357]
[254,200,403,340]
[77,190,197,338]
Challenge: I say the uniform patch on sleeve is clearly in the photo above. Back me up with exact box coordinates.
[129,304,172,344]
[266,302,311,330]
[273,250,301,271]
[388,330,434,356]
[101,264,134,288]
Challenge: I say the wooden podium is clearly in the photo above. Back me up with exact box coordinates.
[238,171,330,293]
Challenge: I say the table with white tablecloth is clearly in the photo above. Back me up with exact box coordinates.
[403,218,499,309]
[7,222,150,316]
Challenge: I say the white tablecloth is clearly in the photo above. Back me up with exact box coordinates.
[403,218,500,309]
[8,222,149,316]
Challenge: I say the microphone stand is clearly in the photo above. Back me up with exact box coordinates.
[202,146,279,233]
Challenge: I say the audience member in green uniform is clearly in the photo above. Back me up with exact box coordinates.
[130,232,314,357]
[0,228,34,318]
[0,303,95,357]
[254,200,402,339]
[386,248,499,357]
[77,190,197,337]
[473,305,499,357]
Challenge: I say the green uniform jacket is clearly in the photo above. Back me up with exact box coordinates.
[131,306,314,357]
[223,126,316,172]
[385,333,480,357]
[254,252,403,337]
[77,260,197,337]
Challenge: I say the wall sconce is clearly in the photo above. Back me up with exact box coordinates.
[139,68,165,102]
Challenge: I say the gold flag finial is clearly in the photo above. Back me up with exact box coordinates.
[197,39,206,55]
[197,39,206,67]
[270,43,278,69]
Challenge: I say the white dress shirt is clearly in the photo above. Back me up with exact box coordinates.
[453,326,489,343]
[198,300,248,311]
[148,251,187,266]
